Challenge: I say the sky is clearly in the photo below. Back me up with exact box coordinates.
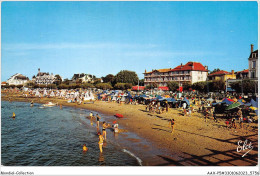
[1,1,258,81]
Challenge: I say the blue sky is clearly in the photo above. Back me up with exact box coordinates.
[1,1,258,81]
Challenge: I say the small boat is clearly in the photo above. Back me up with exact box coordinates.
[115,113,123,118]
[43,102,56,107]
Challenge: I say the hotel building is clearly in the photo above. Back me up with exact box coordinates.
[144,62,208,87]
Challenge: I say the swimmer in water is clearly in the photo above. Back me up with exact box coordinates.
[102,121,110,140]
[83,144,88,152]
[12,112,16,119]
[98,132,104,153]
[96,114,101,127]
[30,101,34,107]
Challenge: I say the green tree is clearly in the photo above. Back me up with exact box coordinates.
[95,83,113,90]
[47,84,57,89]
[93,78,102,85]
[114,83,125,90]
[211,80,225,91]
[145,83,158,90]
[102,74,114,83]
[54,74,62,85]
[113,70,138,85]
[124,83,133,90]
[182,82,192,91]
[167,81,179,91]
[25,81,35,88]
[82,83,95,89]
[230,79,258,94]
[192,81,207,92]
[58,84,69,89]
[210,68,220,74]
[62,79,70,85]
[139,79,144,86]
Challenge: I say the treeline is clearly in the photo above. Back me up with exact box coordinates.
[159,79,257,93]
[3,70,143,90]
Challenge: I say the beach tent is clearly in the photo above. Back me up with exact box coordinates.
[165,98,176,103]
[84,92,91,101]
[156,95,163,100]
[121,95,126,102]
[237,100,244,105]
[225,102,241,110]
[221,98,233,105]
[43,89,48,97]
[35,90,40,97]
[50,91,55,97]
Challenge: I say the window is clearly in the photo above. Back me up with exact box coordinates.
[252,61,256,69]
[251,71,255,78]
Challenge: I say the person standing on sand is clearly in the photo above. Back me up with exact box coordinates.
[231,117,237,129]
[165,101,169,113]
[98,132,104,153]
[170,119,175,133]
[204,109,209,122]
[96,114,101,127]
[238,108,243,129]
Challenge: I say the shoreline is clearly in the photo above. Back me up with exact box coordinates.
[1,92,258,166]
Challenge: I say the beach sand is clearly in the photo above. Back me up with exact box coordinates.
[2,91,258,166]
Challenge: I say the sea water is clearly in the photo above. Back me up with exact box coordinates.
[1,101,139,166]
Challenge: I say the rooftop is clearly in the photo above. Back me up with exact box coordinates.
[208,70,231,77]
[171,62,208,72]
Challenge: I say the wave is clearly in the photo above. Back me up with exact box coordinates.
[122,149,142,166]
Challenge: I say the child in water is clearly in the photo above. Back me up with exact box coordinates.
[98,132,104,153]
[83,144,88,152]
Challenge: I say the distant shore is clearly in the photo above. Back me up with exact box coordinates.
[1,91,258,166]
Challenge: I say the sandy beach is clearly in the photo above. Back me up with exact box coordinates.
[2,91,258,166]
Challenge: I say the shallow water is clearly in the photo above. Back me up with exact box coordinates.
[1,101,140,166]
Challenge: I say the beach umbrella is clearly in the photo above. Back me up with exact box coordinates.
[225,102,241,110]
[249,98,258,115]
[165,98,176,102]
[156,95,163,100]
[237,100,244,105]
[221,98,233,105]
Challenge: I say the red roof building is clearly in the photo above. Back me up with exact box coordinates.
[208,70,236,81]
[235,69,249,79]
[144,61,208,88]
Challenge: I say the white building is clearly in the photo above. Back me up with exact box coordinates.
[248,44,258,80]
[144,62,208,87]
[6,73,29,85]
[72,73,94,83]
[32,68,55,85]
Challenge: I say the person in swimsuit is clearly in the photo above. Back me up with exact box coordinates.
[30,101,34,107]
[170,119,175,133]
[83,144,88,152]
[96,114,100,127]
[231,117,237,129]
[102,121,109,140]
[89,112,93,126]
[98,132,104,153]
